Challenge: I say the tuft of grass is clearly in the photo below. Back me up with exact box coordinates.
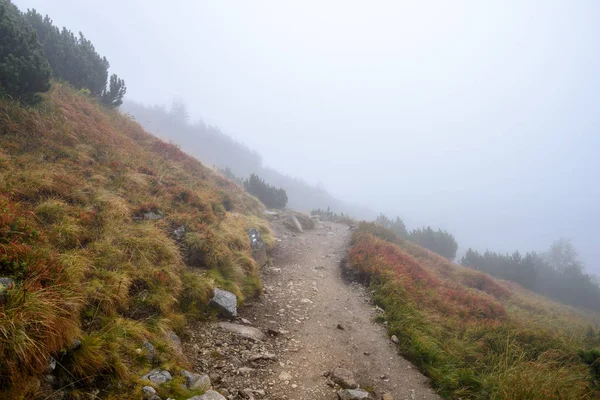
[0,83,273,397]
[347,223,600,399]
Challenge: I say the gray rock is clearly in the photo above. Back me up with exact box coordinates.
[331,367,358,389]
[0,277,14,294]
[278,371,292,381]
[241,388,255,400]
[210,288,237,318]
[173,225,185,240]
[180,370,211,391]
[143,210,163,220]
[248,228,267,266]
[142,386,162,400]
[142,368,172,385]
[209,372,222,384]
[143,341,157,363]
[390,335,399,344]
[187,390,226,400]
[230,355,243,367]
[166,331,183,356]
[142,386,156,395]
[248,352,276,361]
[284,215,303,233]
[218,322,265,341]
[237,367,255,376]
[337,389,372,400]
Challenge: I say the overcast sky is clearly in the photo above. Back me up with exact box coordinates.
[15,0,600,273]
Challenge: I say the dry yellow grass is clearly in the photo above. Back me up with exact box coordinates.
[0,83,271,398]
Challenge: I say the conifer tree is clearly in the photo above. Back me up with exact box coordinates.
[0,0,51,102]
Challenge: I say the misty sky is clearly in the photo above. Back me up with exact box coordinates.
[14,0,600,273]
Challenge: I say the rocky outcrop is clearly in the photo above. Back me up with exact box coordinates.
[218,322,265,342]
[209,288,237,318]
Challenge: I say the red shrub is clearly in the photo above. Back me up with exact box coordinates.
[348,231,506,321]
[151,140,186,162]
[461,270,511,299]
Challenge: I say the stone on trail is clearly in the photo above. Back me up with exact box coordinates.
[331,367,358,389]
[210,288,237,318]
[337,389,372,400]
[390,335,399,344]
[180,370,211,391]
[237,367,255,375]
[284,215,303,233]
[248,352,277,361]
[218,322,266,341]
[382,393,393,400]
[278,371,292,381]
[187,390,226,400]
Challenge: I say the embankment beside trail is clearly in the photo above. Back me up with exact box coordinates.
[0,83,273,398]
[345,222,600,399]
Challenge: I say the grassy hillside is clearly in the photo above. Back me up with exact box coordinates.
[346,223,600,399]
[0,84,272,399]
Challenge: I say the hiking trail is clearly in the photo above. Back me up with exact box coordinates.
[183,218,441,400]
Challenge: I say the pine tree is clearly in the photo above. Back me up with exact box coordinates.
[0,0,51,102]
[24,8,125,107]
[101,73,127,108]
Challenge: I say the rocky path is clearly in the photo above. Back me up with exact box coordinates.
[182,220,441,400]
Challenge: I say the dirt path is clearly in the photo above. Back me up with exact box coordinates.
[183,219,441,400]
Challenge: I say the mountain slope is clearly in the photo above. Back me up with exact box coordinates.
[122,100,376,219]
[0,84,272,398]
[345,223,600,399]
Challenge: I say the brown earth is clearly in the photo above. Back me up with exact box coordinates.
[182,219,441,400]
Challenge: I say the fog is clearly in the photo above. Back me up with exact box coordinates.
[15,0,600,274]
